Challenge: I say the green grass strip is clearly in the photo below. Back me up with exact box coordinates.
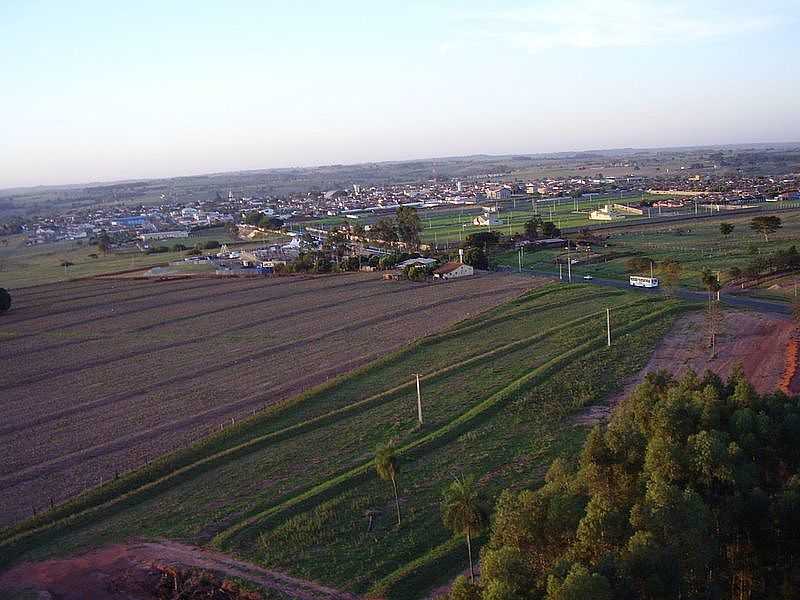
[367,535,465,599]
[212,301,689,549]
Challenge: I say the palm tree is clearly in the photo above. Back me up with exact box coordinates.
[442,475,487,582]
[375,442,401,526]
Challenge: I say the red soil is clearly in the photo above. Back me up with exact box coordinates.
[0,540,359,600]
[576,311,796,425]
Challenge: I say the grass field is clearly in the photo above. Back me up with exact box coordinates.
[497,208,800,291]
[0,227,246,289]
[0,282,690,599]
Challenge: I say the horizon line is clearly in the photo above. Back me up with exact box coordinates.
[3,139,799,195]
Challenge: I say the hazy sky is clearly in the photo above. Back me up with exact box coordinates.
[1,0,798,188]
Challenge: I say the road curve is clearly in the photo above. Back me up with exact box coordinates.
[512,268,791,316]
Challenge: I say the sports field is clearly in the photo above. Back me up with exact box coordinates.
[299,193,742,247]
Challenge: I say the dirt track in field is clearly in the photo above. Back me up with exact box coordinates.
[0,539,359,600]
[0,272,537,526]
[575,310,794,425]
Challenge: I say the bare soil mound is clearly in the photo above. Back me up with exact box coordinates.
[576,310,794,425]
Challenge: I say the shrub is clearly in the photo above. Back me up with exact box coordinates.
[0,288,10,312]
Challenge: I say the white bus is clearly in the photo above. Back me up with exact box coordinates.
[629,276,659,288]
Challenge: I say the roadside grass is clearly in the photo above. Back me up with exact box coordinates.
[0,284,691,598]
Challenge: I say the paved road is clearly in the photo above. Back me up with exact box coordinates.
[515,268,792,316]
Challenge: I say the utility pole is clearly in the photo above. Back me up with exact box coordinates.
[566,245,572,283]
[414,373,423,425]
[518,248,522,273]
[606,308,611,347]
[559,262,563,281]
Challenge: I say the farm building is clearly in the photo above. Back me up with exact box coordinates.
[434,261,474,280]
[398,257,438,269]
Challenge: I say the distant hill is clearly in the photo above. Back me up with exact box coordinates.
[1,143,798,219]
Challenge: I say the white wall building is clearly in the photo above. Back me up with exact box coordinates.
[433,261,474,279]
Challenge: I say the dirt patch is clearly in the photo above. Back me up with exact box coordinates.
[0,539,359,600]
[575,311,795,426]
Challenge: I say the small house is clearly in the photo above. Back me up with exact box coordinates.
[433,262,474,280]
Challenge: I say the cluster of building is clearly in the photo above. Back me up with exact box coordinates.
[16,170,800,247]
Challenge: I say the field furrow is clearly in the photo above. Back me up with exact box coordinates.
[0,273,536,527]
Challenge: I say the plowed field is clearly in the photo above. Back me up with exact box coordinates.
[0,272,536,526]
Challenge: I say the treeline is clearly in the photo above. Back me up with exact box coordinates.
[731,245,800,281]
[444,370,800,600]
[280,250,425,275]
[144,240,221,255]
[358,206,423,247]
[242,211,284,230]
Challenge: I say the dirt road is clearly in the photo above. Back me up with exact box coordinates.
[0,539,359,600]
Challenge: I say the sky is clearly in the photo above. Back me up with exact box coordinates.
[1,0,799,189]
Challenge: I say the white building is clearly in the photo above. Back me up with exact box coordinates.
[485,186,512,200]
[398,257,438,269]
[139,230,190,241]
[473,213,502,227]
[589,204,627,221]
[433,261,474,279]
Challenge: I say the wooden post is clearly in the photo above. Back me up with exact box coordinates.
[415,374,423,425]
